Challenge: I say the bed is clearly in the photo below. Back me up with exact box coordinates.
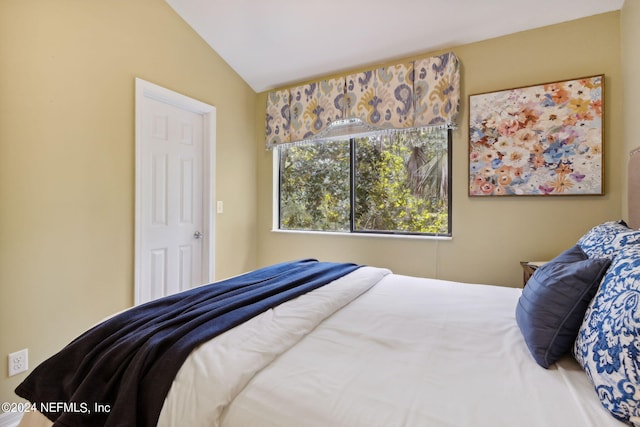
[14,150,640,427]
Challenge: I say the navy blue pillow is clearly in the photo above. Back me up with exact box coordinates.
[515,245,610,368]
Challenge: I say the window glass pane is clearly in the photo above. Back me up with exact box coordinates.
[279,141,350,231]
[354,129,449,234]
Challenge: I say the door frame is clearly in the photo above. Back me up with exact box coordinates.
[134,78,216,305]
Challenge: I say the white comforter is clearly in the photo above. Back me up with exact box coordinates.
[163,266,623,427]
[158,266,390,426]
[19,267,625,427]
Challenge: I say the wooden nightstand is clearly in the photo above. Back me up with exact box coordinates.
[520,261,547,287]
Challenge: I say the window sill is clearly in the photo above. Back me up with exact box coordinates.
[270,228,452,241]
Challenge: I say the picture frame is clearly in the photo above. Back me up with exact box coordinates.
[468,75,604,196]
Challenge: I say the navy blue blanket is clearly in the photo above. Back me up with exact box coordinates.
[15,259,361,427]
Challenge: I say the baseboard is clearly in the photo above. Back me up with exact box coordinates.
[0,411,22,427]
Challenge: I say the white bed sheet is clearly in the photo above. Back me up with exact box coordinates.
[221,273,625,427]
[17,268,625,427]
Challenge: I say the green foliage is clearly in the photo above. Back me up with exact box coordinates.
[279,129,449,235]
[280,141,350,231]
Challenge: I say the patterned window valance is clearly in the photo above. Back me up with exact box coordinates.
[265,51,460,149]
[290,77,345,142]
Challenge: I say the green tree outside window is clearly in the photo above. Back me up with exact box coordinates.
[279,128,451,236]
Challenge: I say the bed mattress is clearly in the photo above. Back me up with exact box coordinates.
[18,267,625,427]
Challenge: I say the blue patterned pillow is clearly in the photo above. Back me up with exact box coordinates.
[577,221,640,260]
[573,244,640,426]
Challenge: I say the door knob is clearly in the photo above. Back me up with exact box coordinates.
[193,231,203,239]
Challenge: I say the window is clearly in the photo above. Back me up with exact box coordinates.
[277,128,451,236]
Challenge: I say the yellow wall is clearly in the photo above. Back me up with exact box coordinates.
[621,0,640,217]
[0,0,257,403]
[256,12,623,285]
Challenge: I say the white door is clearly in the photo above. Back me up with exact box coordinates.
[135,79,216,305]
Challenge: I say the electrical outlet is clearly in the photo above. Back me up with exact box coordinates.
[8,349,28,376]
[216,200,224,214]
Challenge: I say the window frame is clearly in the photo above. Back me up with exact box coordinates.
[273,129,453,238]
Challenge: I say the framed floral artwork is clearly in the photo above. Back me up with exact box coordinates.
[469,75,604,196]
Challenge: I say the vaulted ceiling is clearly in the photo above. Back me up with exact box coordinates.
[166,0,624,92]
